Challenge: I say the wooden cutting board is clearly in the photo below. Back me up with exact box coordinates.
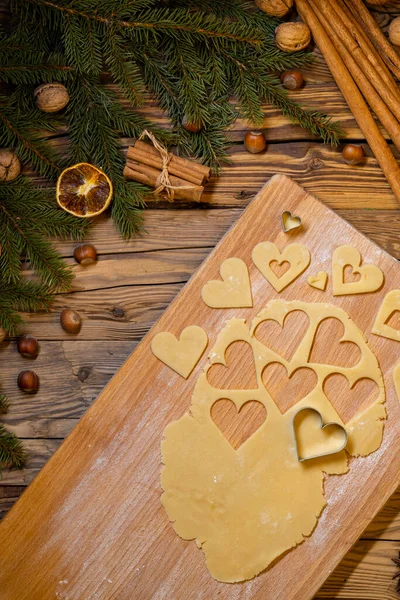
[2,174,400,600]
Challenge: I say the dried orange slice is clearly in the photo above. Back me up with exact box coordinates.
[56,163,113,217]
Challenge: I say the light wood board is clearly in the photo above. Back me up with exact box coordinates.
[2,174,400,599]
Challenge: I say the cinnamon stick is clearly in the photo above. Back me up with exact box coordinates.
[131,141,211,180]
[309,0,400,154]
[296,0,400,205]
[345,0,400,80]
[127,146,206,186]
[123,161,204,202]
[335,0,399,98]
[312,0,400,122]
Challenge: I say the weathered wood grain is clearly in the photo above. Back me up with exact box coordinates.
[2,176,400,600]
[316,540,399,599]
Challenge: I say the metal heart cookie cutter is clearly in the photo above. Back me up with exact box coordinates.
[281,210,302,233]
[292,406,348,463]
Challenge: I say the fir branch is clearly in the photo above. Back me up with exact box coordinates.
[0,424,26,471]
[0,395,9,415]
[22,0,264,45]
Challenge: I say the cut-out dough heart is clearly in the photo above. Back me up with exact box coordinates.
[372,289,400,341]
[332,245,384,296]
[201,257,253,308]
[252,242,310,292]
[308,271,328,291]
[293,407,348,462]
[151,325,208,378]
[281,210,302,233]
[211,399,267,450]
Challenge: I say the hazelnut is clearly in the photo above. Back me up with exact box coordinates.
[60,309,82,334]
[280,70,304,90]
[17,334,40,359]
[182,116,203,133]
[389,17,400,46]
[34,83,70,113]
[342,144,365,165]
[255,0,293,17]
[17,370,39,393]
[275,22,311,53]
[0,149,21,182]
[74,244,98,266]
[244,131,266,154]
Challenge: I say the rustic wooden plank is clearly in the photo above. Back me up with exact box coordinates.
[0,439,61,486]
[52,209,244,256]
[17,284,182,340]
[24,247,211,292]
[26,142,400,209]
[0,341,134,421]
[0,487,27,520]
[2,176,400,599]
[52,208,400,260]
[316,540,399,599]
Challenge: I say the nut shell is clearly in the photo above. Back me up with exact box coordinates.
[255,0,293,17]
[60,309,82,334]
[342,144,365,165]
[244,131,266,154]
[17,370,39,393]
[0,149,21,182]
[34,83,70,113]
[182,116,203,133]
[275,22,311,53]
[17,334,40,359]
[74,244,98,266]
[389,17,400,46]
[280,70,304,90]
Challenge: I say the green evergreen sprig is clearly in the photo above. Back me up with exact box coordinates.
[0,424,26,471]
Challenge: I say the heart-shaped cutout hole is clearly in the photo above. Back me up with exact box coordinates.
[343,265,361,283]
[309,317,361,368]
[323,374,380,424]
[269,260,291,279]
[262,362,317,414]
[211,399,267,449]
[254,310,310,362]
[385,310,400,331]
[293,407,347,462]
[207,341,257,389]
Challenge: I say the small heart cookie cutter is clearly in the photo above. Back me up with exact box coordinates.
[281,210,302,233]
[292,406,348,462]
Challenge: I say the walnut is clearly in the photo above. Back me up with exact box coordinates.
[34,83,70,113]
[255,0,293,18]
[389,17,400,46]
[275,22,311,53]
[0,149,21,182]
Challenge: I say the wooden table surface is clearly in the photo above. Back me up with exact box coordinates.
[2,8,400,599]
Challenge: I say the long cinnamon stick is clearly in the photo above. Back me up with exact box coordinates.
[309,0,400,153]
[132,141,211,179]
[123,161,204,202]
[335,0,399,98]
[345,0,400,80]
[312,0,400,122]
[296,0,400,205]
[127,146,206,186]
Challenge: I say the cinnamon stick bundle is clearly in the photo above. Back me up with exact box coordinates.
[123,161,204,202]
[296,0,400,204]
[345,0,400,80]
[312,0,400,121]
[128,141,211,186]
[309,0,400,153]
[124,139,212,202]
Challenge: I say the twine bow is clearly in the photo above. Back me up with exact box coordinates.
[138,130,194,202]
